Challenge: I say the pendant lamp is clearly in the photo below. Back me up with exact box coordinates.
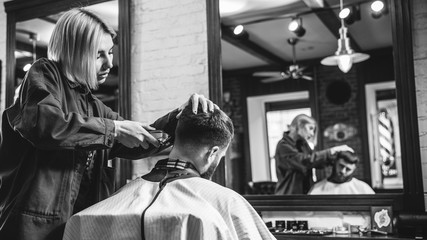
[321,0,369,73]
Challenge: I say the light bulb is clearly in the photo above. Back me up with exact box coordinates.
[288,19,299,32]
[339,7,351,19]
[337,55,353,73]
[371,0,384,12]
[23,63,32,72]
[233,25,244,35]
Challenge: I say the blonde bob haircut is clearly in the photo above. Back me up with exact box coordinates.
[289,114,318,146]
[48,8,116,90]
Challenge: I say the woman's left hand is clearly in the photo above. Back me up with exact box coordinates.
[177,93,218,118]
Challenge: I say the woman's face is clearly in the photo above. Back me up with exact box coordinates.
[298,122,316,142]
[96,33,114,84]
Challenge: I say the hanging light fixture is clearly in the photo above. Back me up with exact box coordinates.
[321,0,369,73]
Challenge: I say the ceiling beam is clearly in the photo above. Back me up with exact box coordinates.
[221,1,308,26]
[302,0,325,8]
[308,1,362,52]
[221,24,287,66]
[40,16,58,24]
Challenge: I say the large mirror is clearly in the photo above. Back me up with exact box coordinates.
[13,1,120,109]
[4,0,131,187]
[218,0,421,207]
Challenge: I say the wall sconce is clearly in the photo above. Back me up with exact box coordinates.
[339,4,361,25]
[321,0,369,73]
[370,0,388,19]
[288,17,306,37]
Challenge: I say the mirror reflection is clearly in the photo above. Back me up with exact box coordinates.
[220,0,402,195]
[14,0,119,110]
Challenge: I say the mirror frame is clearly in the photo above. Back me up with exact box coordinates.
[4,0,131,187]
[207,0,424,212]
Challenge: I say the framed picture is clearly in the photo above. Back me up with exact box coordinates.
[371,206,393,234]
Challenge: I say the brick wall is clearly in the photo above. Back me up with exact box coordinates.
[315,65,366,181]
[130,0,209,123]
[223,76,246,192]
[129,0,209,177]
[412,0,427,210]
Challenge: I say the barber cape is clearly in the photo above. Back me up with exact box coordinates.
[63,160,275,240]
[308,178,375,195]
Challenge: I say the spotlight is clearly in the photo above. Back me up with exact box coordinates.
[339,7,351,19]
[339,5,360,25]
[232,25,249,39]
[23,63,32,72]
[370,0,388,19]
[288,17,306,37]
[233,25,244,35]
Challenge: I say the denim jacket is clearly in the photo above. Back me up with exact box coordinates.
[0,58,179,239]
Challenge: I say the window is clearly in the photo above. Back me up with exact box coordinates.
[265,101,311,181]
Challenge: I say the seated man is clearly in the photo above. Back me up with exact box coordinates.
[63,104,275,240]
[308,151,375,195]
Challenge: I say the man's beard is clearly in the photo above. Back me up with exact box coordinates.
[200,160,220,180]
[328,167,354,183]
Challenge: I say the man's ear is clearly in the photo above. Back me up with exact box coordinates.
[206,146,220,163]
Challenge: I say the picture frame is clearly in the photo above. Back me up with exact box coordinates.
[371,206,393,234]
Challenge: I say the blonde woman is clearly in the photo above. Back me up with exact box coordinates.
[0,8,214,239]
[274,114,353,195]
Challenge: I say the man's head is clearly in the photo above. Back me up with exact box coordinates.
[329,151,359,183]
[173,104,234,179]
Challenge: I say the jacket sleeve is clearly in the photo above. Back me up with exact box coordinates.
[108,108,180,159]
[275,141,332,174]
[149,108,180,137]
[9,60,116,151]
[310,148,333,169]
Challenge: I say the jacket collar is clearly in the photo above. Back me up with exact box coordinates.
[65,79,92,95]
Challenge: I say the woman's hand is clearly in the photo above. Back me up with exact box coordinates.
[177,93,218,118]
[113,120,160,149]
[330,145,354,155]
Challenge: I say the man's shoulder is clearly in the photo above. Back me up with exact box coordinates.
[307,179,329,194]
[351,178,370,186]
[351,178,373,188]
[178,177,247,201]
[184,177,239,192]
[314,178,329,186]
[350,178,375,193]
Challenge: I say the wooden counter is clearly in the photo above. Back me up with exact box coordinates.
[273,232,413,240]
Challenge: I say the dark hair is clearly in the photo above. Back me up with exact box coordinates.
[336,151,359,164]
[175,104,234,149]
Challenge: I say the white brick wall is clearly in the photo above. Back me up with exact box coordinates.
[130,0,209,124]
[0,0,7,113]
[412,0,427,210]
[129,0,209,177]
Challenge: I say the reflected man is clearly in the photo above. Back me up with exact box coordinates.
[308,151,375,195]
[274,114,353,195]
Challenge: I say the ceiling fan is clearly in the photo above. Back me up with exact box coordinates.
[253,38,313,83]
